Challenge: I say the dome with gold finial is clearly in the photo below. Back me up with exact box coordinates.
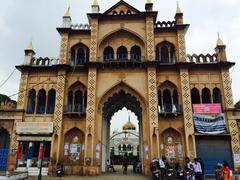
[122,113,136,130]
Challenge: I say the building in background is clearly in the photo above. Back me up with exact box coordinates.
[7,0,240,176]
[0,94,17,171]
[110,116,139,164]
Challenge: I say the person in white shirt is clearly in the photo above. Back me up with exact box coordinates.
[159,156,166,180]
[193,158,202,180]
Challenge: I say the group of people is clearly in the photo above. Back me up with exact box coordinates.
[151,156,232,180]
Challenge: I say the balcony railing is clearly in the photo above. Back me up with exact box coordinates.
[158,104,181,117]
[64,104,86,118]
[100,54,145,62]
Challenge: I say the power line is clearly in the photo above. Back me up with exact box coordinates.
[0,68,16,89]
[8,73,66,98]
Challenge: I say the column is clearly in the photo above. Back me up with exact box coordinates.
[180,68,196,158]
[221,69,240,171]
[27,142,33,168]
[52,70,66,162]
[85,67,97,165]
[147,67,160,159]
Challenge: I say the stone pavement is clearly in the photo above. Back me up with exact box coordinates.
[30,165,150,180]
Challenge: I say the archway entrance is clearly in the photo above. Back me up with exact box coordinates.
[101,89,145,174]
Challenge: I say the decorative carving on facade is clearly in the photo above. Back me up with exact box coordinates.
[180,69,195,157]
[177,32,187,62]
[17,74,28,109]
[59,34,69,64]
[90,20,98,62]
[146,17,155,61]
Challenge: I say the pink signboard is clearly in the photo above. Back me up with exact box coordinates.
[193,104,222,114]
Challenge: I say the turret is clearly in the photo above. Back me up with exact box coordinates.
[24,40,35,65]
[175,1,183,24]
[145,0,153,12]
[92,0,100,13]
[215,33,227,61]
[62,6,71,28]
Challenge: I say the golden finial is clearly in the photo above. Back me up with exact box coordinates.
[64,6,70,17]
[147,0,152,3]
[25,40,34,51]
[176,0,182,14]
[216,32,224,46]
[93,0,98,6]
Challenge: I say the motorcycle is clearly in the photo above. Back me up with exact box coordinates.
[150,160,160,180]
[166,167,175,180]
[176,169,184,180]
[56,164,64,177]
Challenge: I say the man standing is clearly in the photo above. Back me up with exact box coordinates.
[193,158,202,180]
[159,156,166,180]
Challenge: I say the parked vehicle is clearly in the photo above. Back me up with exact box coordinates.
[150,159,160,180]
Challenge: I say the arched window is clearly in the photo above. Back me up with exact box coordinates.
[117,46,128,60]
[118,145,121,151]
[127,10,132,15]
[120,11,125,15]
[213,87,222,104]
[127,144,132,151]
[163,89,172,112]
[27,89,36,114]
[70,43,89,65]
[191,88,200,104]
[68,91,73,112]
[173,89,179,112]
[156,41,176,63]
[84,90,87,112]
[130,45,141,61]
[202,87,211,104]
[112,11,117,15]
[46,89,56,114]
[122,144,126,151]
[74,90,83,112]
[77,48,85,65]
[103,46,114,61]
[70,49,75,65]
[161,46,169,63]
[158,90,162,112]
[36,89,46,114]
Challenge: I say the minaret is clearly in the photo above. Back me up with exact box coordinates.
[175,1,183,24]
[24,40,35,65]
[145,0,153,12]
[62,6,71,28]
[92,0,100,13]
[215,33,227,61]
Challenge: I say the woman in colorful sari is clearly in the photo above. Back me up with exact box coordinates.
[223,160,230,180]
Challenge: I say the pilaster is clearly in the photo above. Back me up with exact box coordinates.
[221,69,240,170]
[177,30,187,62]
[146,17,155,61]
[59,34,69,64]
[147,67,160,159]
[85,67,97,166]
[52,70,66,162]
[89,19,99,62]
[180,68,196,158]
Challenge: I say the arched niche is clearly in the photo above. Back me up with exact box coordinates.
[160,128,183,162]
[63,127,85,165]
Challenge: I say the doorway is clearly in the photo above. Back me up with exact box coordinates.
[101,90,144,174]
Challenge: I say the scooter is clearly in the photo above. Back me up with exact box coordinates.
[176,169,184,180]
[152,169,160,180]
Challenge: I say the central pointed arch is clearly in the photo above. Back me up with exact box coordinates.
[98,81,148,174]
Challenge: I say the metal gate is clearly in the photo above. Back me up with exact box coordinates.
[196,136,234,175]
[0,149,9,171]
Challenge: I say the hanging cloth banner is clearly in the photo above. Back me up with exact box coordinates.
[193,113,226,134]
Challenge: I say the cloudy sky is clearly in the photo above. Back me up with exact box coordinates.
[0,0,239,129]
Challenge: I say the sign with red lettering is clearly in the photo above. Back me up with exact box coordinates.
[193,104,222,114]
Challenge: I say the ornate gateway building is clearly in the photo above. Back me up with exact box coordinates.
[8,0,240,176]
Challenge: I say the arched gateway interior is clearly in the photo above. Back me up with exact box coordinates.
[101,89,144,173]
